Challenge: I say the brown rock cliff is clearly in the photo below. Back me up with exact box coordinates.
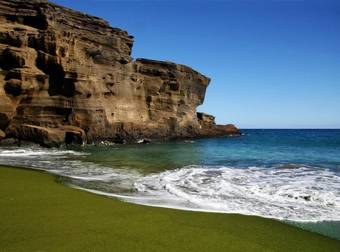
[0,0,239,147]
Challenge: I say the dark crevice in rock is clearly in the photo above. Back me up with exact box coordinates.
[61,78,76,97]
[105,83,115,96]
[0,48,25,70]
[5,7,48,30]
[54,107,72,122]
[5,71,22,81]
[169,82,180,91]
[65,131,83,145]
[28,33,57,56]
[0,32,23,47]
[4,79,22,96]
[36,52,76,97]
[22,11,48,30]
[146,95,152,108]
[0,113,10,130]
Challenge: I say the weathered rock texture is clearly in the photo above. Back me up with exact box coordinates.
[0,0,239,147]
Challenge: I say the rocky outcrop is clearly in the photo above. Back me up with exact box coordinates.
[197,112,240,137]
[0,0,239,147]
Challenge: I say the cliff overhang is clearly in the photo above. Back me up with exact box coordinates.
[0,0,240,147]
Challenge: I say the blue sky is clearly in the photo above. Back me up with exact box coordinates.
[52,0,340,128]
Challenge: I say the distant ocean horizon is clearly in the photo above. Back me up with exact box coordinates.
[1,129,340,239]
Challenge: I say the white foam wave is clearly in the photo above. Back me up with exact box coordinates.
[1,145,340,222]
[0,148,86,157]
[131,165,340,222]
[0,146,141,192]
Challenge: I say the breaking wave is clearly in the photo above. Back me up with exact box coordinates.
[1,147,340,222]
[131,165,340,222]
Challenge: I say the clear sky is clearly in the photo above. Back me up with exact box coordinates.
[52,0,340,129]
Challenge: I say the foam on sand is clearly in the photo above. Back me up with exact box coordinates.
[1,146,340,222]
[131,165,340,222]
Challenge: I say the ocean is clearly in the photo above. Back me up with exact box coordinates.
[1,129,339,239]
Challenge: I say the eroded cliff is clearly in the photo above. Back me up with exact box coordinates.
[0,0,239,147]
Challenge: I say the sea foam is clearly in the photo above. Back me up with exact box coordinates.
[131,165,340,222]
[1,146,340,222]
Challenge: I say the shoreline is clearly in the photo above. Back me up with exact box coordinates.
[2,161,338,224]
[1,165,339,251]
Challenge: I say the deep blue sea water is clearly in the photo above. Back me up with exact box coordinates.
[1,129,340,239]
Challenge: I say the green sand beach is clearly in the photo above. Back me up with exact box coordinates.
[1,166,339,251]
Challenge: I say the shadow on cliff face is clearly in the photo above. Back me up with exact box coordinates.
[5,4,48,30]
[36,52,76,97]
[0,48,25,70]
[0,113,10,130]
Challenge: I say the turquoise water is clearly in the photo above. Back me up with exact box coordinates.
[82,129,340,171]
[0,129,340,239]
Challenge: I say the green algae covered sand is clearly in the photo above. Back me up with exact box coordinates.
[1,166,339,252]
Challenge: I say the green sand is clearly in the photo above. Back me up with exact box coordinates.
[1,166,339,252]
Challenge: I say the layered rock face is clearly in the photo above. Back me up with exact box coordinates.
[0,0,239,147]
